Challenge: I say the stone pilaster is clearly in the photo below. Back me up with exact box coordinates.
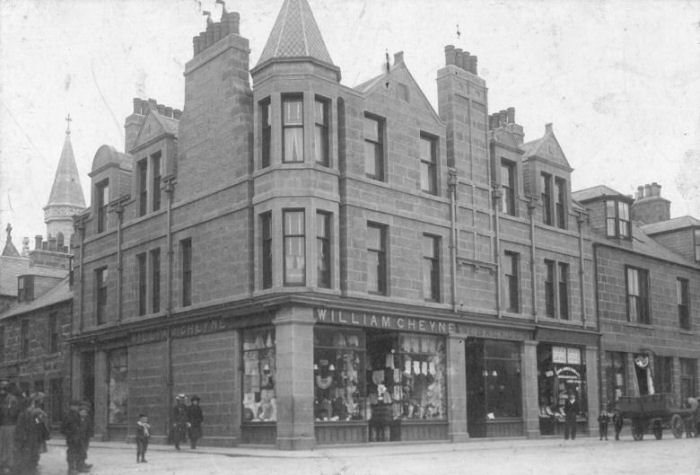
[274,305,315,450]
[521,340,540,438]
[94,350,108,441]
[586,346,600,435]
[446,335,469,442]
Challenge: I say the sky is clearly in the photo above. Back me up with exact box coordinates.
[1,0,699,249]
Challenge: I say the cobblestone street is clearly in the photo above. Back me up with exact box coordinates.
[34,436,700,475]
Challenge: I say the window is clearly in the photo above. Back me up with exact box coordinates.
[420,134,437,194]
[677,278,690,330]
[17,276,34,302]
[261,99,271,168]
[540,173,552,225]
[555,177,566,229]
[316,212,331,288]
[20,320,29,358]
[108,348,128,424]
[364,114,384,180]
[504,251,519,312]
[137,253,147,316]
[283,210,305,285]
[261,213,272,289]
[558,263,569,320]
[50,378,63,424]
[138,159,148,216]
[48,312,59,354]
[0,326,4,362]
[314,98,329,166]
[367,223,387,294]
[501,160,516,216]
[151,248,160,313]
[151,152,161,212]
[96,180,109,233]
[544,260,555,318]
[654,356,673,394]
[181,239,192,306]
[694,229,700,262]
[242,328,276,423]
[626,267,650,324]
[282,96,303,163]
[422,234,440,301]
[607,351,626,403]
[96,267,108,324]
[680,358,697,404]
[606,200,631,239]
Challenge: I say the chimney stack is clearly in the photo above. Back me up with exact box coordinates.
[632,183,671,224]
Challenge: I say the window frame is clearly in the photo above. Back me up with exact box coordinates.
[261,213,272,289]
[544,259,555,318]
[314,96,330,166]
[680,358,697,403]
[677,277,690,330]
[625,266,650,324]
[419,133,438,195]
[137,253,147,316]
[282,95,304,163]
[558,262,569,320]
[540,173,553,226]
[364,113,385,181]
[96,267,108,325]
[367,222,387,295]
[138,158,148,217]
[261,98,271,168]
[422,234,440,302]
[316,211,331,288]
[504,251,520,313]
[283,209,306,286]
[151,151,161,212]
[605,199,631,239]
[48,311,59,354]
[554,177,567,229]
[181,239,192,307]
[500,159,516,216]
[96,179,109,233]
[150,248,161,313]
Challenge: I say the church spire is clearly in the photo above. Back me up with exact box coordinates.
[252,0,339,80]
[1,224,20,257]
[44,116,86,243]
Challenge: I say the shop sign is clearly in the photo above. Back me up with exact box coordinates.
[129,318,231,346]
[552,346,567,364]
[314,308,456,334]
[130,329,168,346]
[555,366,581,381]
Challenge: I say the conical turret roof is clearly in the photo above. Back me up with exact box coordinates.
[46,132,85,209]
[255,0,335,69]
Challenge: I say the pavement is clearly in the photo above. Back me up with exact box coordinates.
[32,433,700,475]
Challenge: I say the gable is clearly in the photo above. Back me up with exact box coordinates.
[361,61,442,125]
[526,133,572,171]
[133,112,168,150]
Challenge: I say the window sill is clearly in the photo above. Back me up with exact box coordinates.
[624,322,653,330]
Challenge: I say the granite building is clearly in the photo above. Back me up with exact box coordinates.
[69,0,603,449]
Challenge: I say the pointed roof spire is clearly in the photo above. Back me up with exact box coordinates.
[46,123,86,209]
[254,0,337,75]
[1,224,20,257]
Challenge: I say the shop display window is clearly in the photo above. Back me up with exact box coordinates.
[107,348,128,425]
[607,351,626,404]
[366,331,447,422]
[537,343,587,434]
[242,328,276,423]
[314,328,366,422]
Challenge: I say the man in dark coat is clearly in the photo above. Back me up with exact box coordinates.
[61,400,92,474]
[612,410,624,440]
[0,381,20,473]
[172,395,188,450]
[187,396,204,449]
[563,392,580,440]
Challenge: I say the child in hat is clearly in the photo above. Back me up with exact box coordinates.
[135,414,150,463]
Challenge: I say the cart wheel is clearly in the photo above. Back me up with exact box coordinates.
[670,414,684,439]
[632,419,644,441]
[653,420,663,440]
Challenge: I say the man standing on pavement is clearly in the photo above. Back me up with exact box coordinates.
[61,400,92,474]
[563,392,580,441]
[0,380,20,474]
[187,396,203,449]
[172,395,188,450]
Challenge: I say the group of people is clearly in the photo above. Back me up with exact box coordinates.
[170,394,204,451]
[0,379,53,475]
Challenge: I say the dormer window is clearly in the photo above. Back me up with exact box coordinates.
[606,199,631,239]
[17,276,34,302]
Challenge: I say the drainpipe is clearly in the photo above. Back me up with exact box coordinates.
[163,175,176,436]
[492,185,502,318]
[112,202,125,324]
[448,169,458,312]
[77,218,86,333]
[528,197,538,322]
[577,211,587,327]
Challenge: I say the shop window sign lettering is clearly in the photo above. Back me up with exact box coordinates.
[552,346,567,364]
[315,308,456,334]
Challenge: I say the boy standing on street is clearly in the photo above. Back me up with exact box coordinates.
[597,406,611,440]
[135,414,151,463]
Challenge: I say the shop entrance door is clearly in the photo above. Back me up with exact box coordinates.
[366,331,400,442]
[82,351,95,407]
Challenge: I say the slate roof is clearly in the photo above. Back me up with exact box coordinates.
[624,223,700,268]
[641,215,700,235]
[571,185,630,203]
[256,0,334,67]
[0,276,71,320]
[46,133,86,208]
[0,256,29,296]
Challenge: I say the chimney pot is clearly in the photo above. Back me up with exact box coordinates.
[455,48,463,69]
[132,98,142,114]
[637,185,645,199]
[545,123,553,134]
[148,99,157,111]
[499,110,507,126]
[506,107,515,124]
[445,45,456,66]
[229,11,240,34]
[470,55,478,74]
[193,36,201,55]
[173,109,182,120]
[393,51,404,65]
[34,235,42,250]
[164,106,173,118]
[157,104,165,115]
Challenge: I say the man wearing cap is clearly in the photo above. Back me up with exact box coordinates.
[172,395,188,450]
[0,380,20,474]
[14,392,46,474]
[187,396,204,449]
[61,400,92,474]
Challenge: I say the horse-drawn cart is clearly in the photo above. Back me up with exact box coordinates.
[616,393,694,440]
